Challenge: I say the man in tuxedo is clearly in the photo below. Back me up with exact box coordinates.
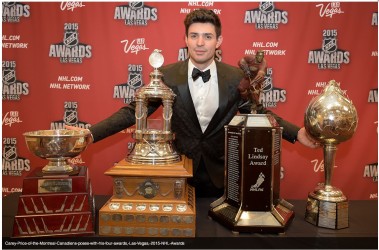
[70,9,318,197]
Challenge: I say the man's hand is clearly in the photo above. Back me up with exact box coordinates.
[237,77,251,100]
[297,127,321,149]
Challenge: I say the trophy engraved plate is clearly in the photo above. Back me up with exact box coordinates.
[99,50,195,237]
[208,114,294,233]
[22,166,88,195]
[38,179,73,193]
[12,130,95,237]
[304,80,358,229]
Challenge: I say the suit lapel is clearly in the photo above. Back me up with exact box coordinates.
[204,62,230,136]
[174,61,202,131]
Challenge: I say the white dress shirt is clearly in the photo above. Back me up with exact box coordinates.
[188,60,219,133]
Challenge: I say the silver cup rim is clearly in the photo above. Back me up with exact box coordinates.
[23,129,90,137]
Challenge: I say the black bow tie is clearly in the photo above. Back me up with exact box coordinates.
[192,68,211,83]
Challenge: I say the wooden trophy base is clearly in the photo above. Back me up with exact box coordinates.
[12,166,95,238]
[305,196,349,229]
[99,155,196,237]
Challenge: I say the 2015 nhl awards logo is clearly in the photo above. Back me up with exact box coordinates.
[113,64,143,104]
[2,138,31,176]
[244,2,288,30]
[114,2,158,26]
[49,23,92,63]
[259,68,286,108]
[50,101,91,129]
[308,29,350,69]
[2,60,29,101]
[2,2,30,23]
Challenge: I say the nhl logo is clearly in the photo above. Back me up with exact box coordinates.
[3,145,17,161]
[129,1,144,10]
[262,76,273,93]
[127,73,143,90]
[64,31,79,48]
[322,38,337,53]
[2,69,16,85]
[259,2,275,14]
[63,109,78,125]
[3,2,16,8]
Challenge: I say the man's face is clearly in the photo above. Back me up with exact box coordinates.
[256,53,264,63]
[185,22,223,70]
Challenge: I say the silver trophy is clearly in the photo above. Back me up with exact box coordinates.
[304,80,358,229]
[126,49,181,164]
[23,129,92,173]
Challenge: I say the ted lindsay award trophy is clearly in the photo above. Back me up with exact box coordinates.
[208,52,294,233]
[304,80,358,229]
[98,50,196,237]
[208,114,294,233]
[13,130,95,237]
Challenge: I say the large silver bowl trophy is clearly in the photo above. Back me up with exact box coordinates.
[23,129,92,173]
[304,80,358,229]
[12,129,95,238]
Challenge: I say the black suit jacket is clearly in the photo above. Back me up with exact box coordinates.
[90,60,300,188]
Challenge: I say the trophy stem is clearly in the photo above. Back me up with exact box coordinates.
[43,158,73,173]
[323,143,337,188]
[310,143,346,202]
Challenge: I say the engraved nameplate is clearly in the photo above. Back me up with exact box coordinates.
[38,179,72,193]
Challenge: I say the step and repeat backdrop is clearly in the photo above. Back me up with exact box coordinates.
[2,1,378,200]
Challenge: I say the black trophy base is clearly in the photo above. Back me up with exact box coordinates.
[208,199,294,234]
[305,196,349,229]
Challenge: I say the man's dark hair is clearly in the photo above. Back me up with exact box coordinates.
[184,8,222,38]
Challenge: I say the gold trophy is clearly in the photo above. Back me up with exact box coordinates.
[304,80,358,229]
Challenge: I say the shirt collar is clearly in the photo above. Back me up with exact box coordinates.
[188,60,216,79]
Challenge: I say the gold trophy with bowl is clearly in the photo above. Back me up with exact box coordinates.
[304,80,358,229]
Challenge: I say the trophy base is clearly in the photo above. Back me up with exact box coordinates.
[208,199,294,234]
[99,155,195,237]
[12,166,95,238]
[99,185,196,237]
[305,195,349,229]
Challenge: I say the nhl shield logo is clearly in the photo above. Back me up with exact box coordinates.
[64,31,79,48]
[3,2,16,8]
[64,109,78,125]
[322,38,337,53]
[3,145,17,161]
[262,76,273,93]
[259,2,275,14]
[129,1,144,10]
[127,73,143,90]
[2,69,16,85]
